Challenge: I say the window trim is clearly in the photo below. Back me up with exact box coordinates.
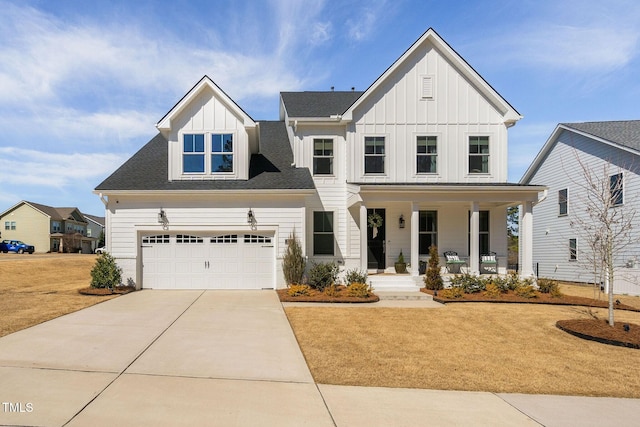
[313,138,334,176]
[468,135,490,175]
[364,136,386,175]
[313,211,335,256]
[416,135,438,175]
[181,131,236,175]
[558,188,568,216]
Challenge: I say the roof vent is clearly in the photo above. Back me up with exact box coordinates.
[331,86,334,91]
[351,87,355,91]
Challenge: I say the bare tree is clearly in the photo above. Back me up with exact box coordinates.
[568,150,637,326]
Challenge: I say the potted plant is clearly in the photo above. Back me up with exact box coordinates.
[394,250,408,274]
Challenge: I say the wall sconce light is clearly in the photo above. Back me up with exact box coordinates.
[399,214,405,229]
[247,208,257,230]
[158,208,168,230]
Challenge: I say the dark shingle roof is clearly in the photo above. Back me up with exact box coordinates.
[95,121,314,191]
[563,120,640,152]
[280,91,363,117]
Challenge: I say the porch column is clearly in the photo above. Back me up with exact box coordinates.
[519,201,534,278]
[469,202,480,275]
[360,203,368,272]
[410,203,419,276]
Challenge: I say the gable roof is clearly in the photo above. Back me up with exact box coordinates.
[520,120,640,183]
[0,201,88,222]
[156,75,256,133]
[84,214,105,227]
[95,121,315,192]
[280,91,364,118]
[342,28,522,124]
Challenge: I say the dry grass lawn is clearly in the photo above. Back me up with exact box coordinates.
[285,284,640,398]
[0,254,118,337]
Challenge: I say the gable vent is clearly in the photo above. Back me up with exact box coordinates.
[421,76,434,99]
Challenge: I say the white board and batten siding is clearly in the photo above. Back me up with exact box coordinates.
[528,130,640,295]
[106,197,305,289]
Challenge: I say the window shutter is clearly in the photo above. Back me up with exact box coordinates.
[422,76,433,99]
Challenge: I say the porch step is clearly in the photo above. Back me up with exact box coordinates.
[368,274,422,292]
[376,291,433,301]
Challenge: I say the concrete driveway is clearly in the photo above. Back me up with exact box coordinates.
[0,290,638,426]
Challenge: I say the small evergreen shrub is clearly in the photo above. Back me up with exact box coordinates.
[282,231,306,286]
[483,282,502,298]
[307,261,339,292]
[344,268,368,285]
[440,286,464,299]
[515,284,537,299]
[537,278,561,295]
[347,282,373,298]
[423,245,443,290]
[288,284,311,297]
[90,252,122,289]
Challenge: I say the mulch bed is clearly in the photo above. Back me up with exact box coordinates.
[277,287,379,303]
[557,319,640,349]
[78,286,136,296]
[421,289,640,312]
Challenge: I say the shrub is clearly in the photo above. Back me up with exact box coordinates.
[288,284,311,297]
[282,231,306,286]
[515,284,537,299]
[90,252,122,288]
[423,245,443,290]
[439,286,464,299]
[324,284,340,297]
[537,278,561,295]
[449,273,486,293]
[344,268,368,285]
[307,261,339,292]
[484,282,502,298]
[347,282,373,298]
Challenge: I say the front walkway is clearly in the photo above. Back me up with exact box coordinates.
[0,290,637,426]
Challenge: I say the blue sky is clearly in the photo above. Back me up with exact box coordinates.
[1,0,639,217]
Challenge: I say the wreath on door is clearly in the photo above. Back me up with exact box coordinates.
[368,212,383,238]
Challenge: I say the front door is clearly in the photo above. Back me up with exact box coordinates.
[367,208,386,270]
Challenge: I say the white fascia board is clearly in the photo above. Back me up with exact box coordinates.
[92,189,315,197]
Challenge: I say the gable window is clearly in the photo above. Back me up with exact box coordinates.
[211,134,233,172]
[419,211,438,255]
[558,189,568,216]
[313,211,334,255]
[183,134,205,173]
[569,238,577,261]
[417,136,437,174]
[313,139,334,175]
[610,173,623,206]
[4,221,16,230]
[364,136,385,174]
[469,136,489,174]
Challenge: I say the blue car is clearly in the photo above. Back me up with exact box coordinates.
[0,240,35,254]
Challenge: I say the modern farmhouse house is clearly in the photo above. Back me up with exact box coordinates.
[95,28,545,290]
[521,120,640,296]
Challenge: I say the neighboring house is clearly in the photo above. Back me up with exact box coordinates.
[521,120,640,296]
[95,28,545,290]
[83,214,106,251]
[0,201,98,253]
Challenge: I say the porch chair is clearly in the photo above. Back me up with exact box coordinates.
[443,251,466,273]
[480,251,498,274]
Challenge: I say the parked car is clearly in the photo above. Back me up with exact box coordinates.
[95,246,107,254]
[0,240,35,254]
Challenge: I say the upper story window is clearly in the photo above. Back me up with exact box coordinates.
[52,221,61,232]
[364,136,385,174]
[610,173,623,206]
[558,189,568,216]
[417,136,437,174]
[183,133,234,174]
[4,221,16,230]
[468,136,489,174]
[313,139,334,175]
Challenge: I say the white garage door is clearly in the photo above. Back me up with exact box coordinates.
[142,233,274,289]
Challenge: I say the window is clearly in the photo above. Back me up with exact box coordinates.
[364,136,385,174]
[143,235,170,244]
[468,211,490,254]
[176,235,203,244]
[313,211,334,255]
[313,139,334,175]
[558,189,568,216]
[417,136,437,174]
[211,134,233,172]
[244,235,272,244]
[211,235,238,244]
[4,221,15,230]
[183,134,205,173]
[569,238,577,261]
[610,173,623,206]
[419,211,438,255]
[469,136,489,174]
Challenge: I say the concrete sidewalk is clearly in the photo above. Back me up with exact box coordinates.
[0,290,637,426]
